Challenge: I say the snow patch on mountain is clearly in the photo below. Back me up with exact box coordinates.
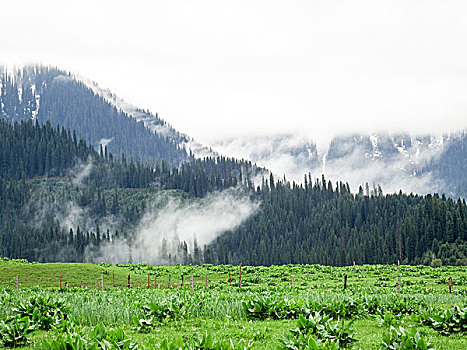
[368,135,382,159]
[429,135,445,150]
[209,131,460,196]
[31,84,40,120]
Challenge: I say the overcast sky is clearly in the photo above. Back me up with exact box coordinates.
[1,0,467,144]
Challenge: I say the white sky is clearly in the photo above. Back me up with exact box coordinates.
[1,0,467,144]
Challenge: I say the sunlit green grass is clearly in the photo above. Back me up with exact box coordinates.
[0,260,466,349]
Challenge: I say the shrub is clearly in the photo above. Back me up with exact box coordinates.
[0,316,35,348]
[10,296,68,330]
[381,326,433,350]
[34,324,138,350]
[280,313,356,349]
[418,305,467,335]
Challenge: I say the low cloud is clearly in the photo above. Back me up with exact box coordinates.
[25,160,121,237]
[88,187,260,264]
[70,159,93,186]
[209,132,452,195]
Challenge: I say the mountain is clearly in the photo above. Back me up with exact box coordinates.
[209,132,466,199]
[1,65,464,199]
[0,65,466,266]
[0,118,260,262]
[1,118,465,266]
[0,65,194,167]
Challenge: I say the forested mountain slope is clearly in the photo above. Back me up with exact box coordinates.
[0,66,189,167]
[0,119,465,266]
[2,66,464,199]
[0,66,466,266]
[212,175,467,266]
[0,119,259,262]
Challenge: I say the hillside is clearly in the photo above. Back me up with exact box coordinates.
[0,66,466,267]
[1,66,465,200]
[213,175,467,266]
[0,119,259,263]
[0,119,465,266]
[0,66,190,167]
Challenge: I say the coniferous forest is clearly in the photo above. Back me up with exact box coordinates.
[0,66,190,167]
[1,118,466,266]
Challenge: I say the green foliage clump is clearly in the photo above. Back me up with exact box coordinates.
[375,311,404,328]
[0,295,68,347]
[0,316,35,348]
[142,298,185,322]
[381,326,433,350]
[242,296,307,320]
[35,323,138,349]
[418,305,467,335]
[10,295,68,330]
[158,333,253,350]
[280,313,356,349]
[133,297,186,332]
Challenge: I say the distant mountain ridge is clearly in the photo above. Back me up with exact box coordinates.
[0,65,465,198]
[0,71,466,266]
[210,132,466,199]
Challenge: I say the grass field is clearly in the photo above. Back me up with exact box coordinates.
[0,258,466,349]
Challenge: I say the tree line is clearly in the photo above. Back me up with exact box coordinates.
[0,118,466,266]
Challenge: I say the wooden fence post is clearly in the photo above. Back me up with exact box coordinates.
[100,274,104,291]
[128,274,131,289]
[239,263,242,288]
[15,276,18,289]
[168,275,171,288]
[449,277,453,293]
[290,275,293,288]
[353,261,356,273]
[190,276,193,290]
[147,274,150,289]
[112,270,115,288]
[181,275,184,287]
[343,275,348,291]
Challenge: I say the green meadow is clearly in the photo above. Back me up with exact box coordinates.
[0,258,466,349]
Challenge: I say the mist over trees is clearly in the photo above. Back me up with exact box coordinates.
[421,133,467,199]
[212,174,467,266]
[210,132,467,200]
[0,66,466,266]
[0,119,259,262]
[0,119,465,266]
